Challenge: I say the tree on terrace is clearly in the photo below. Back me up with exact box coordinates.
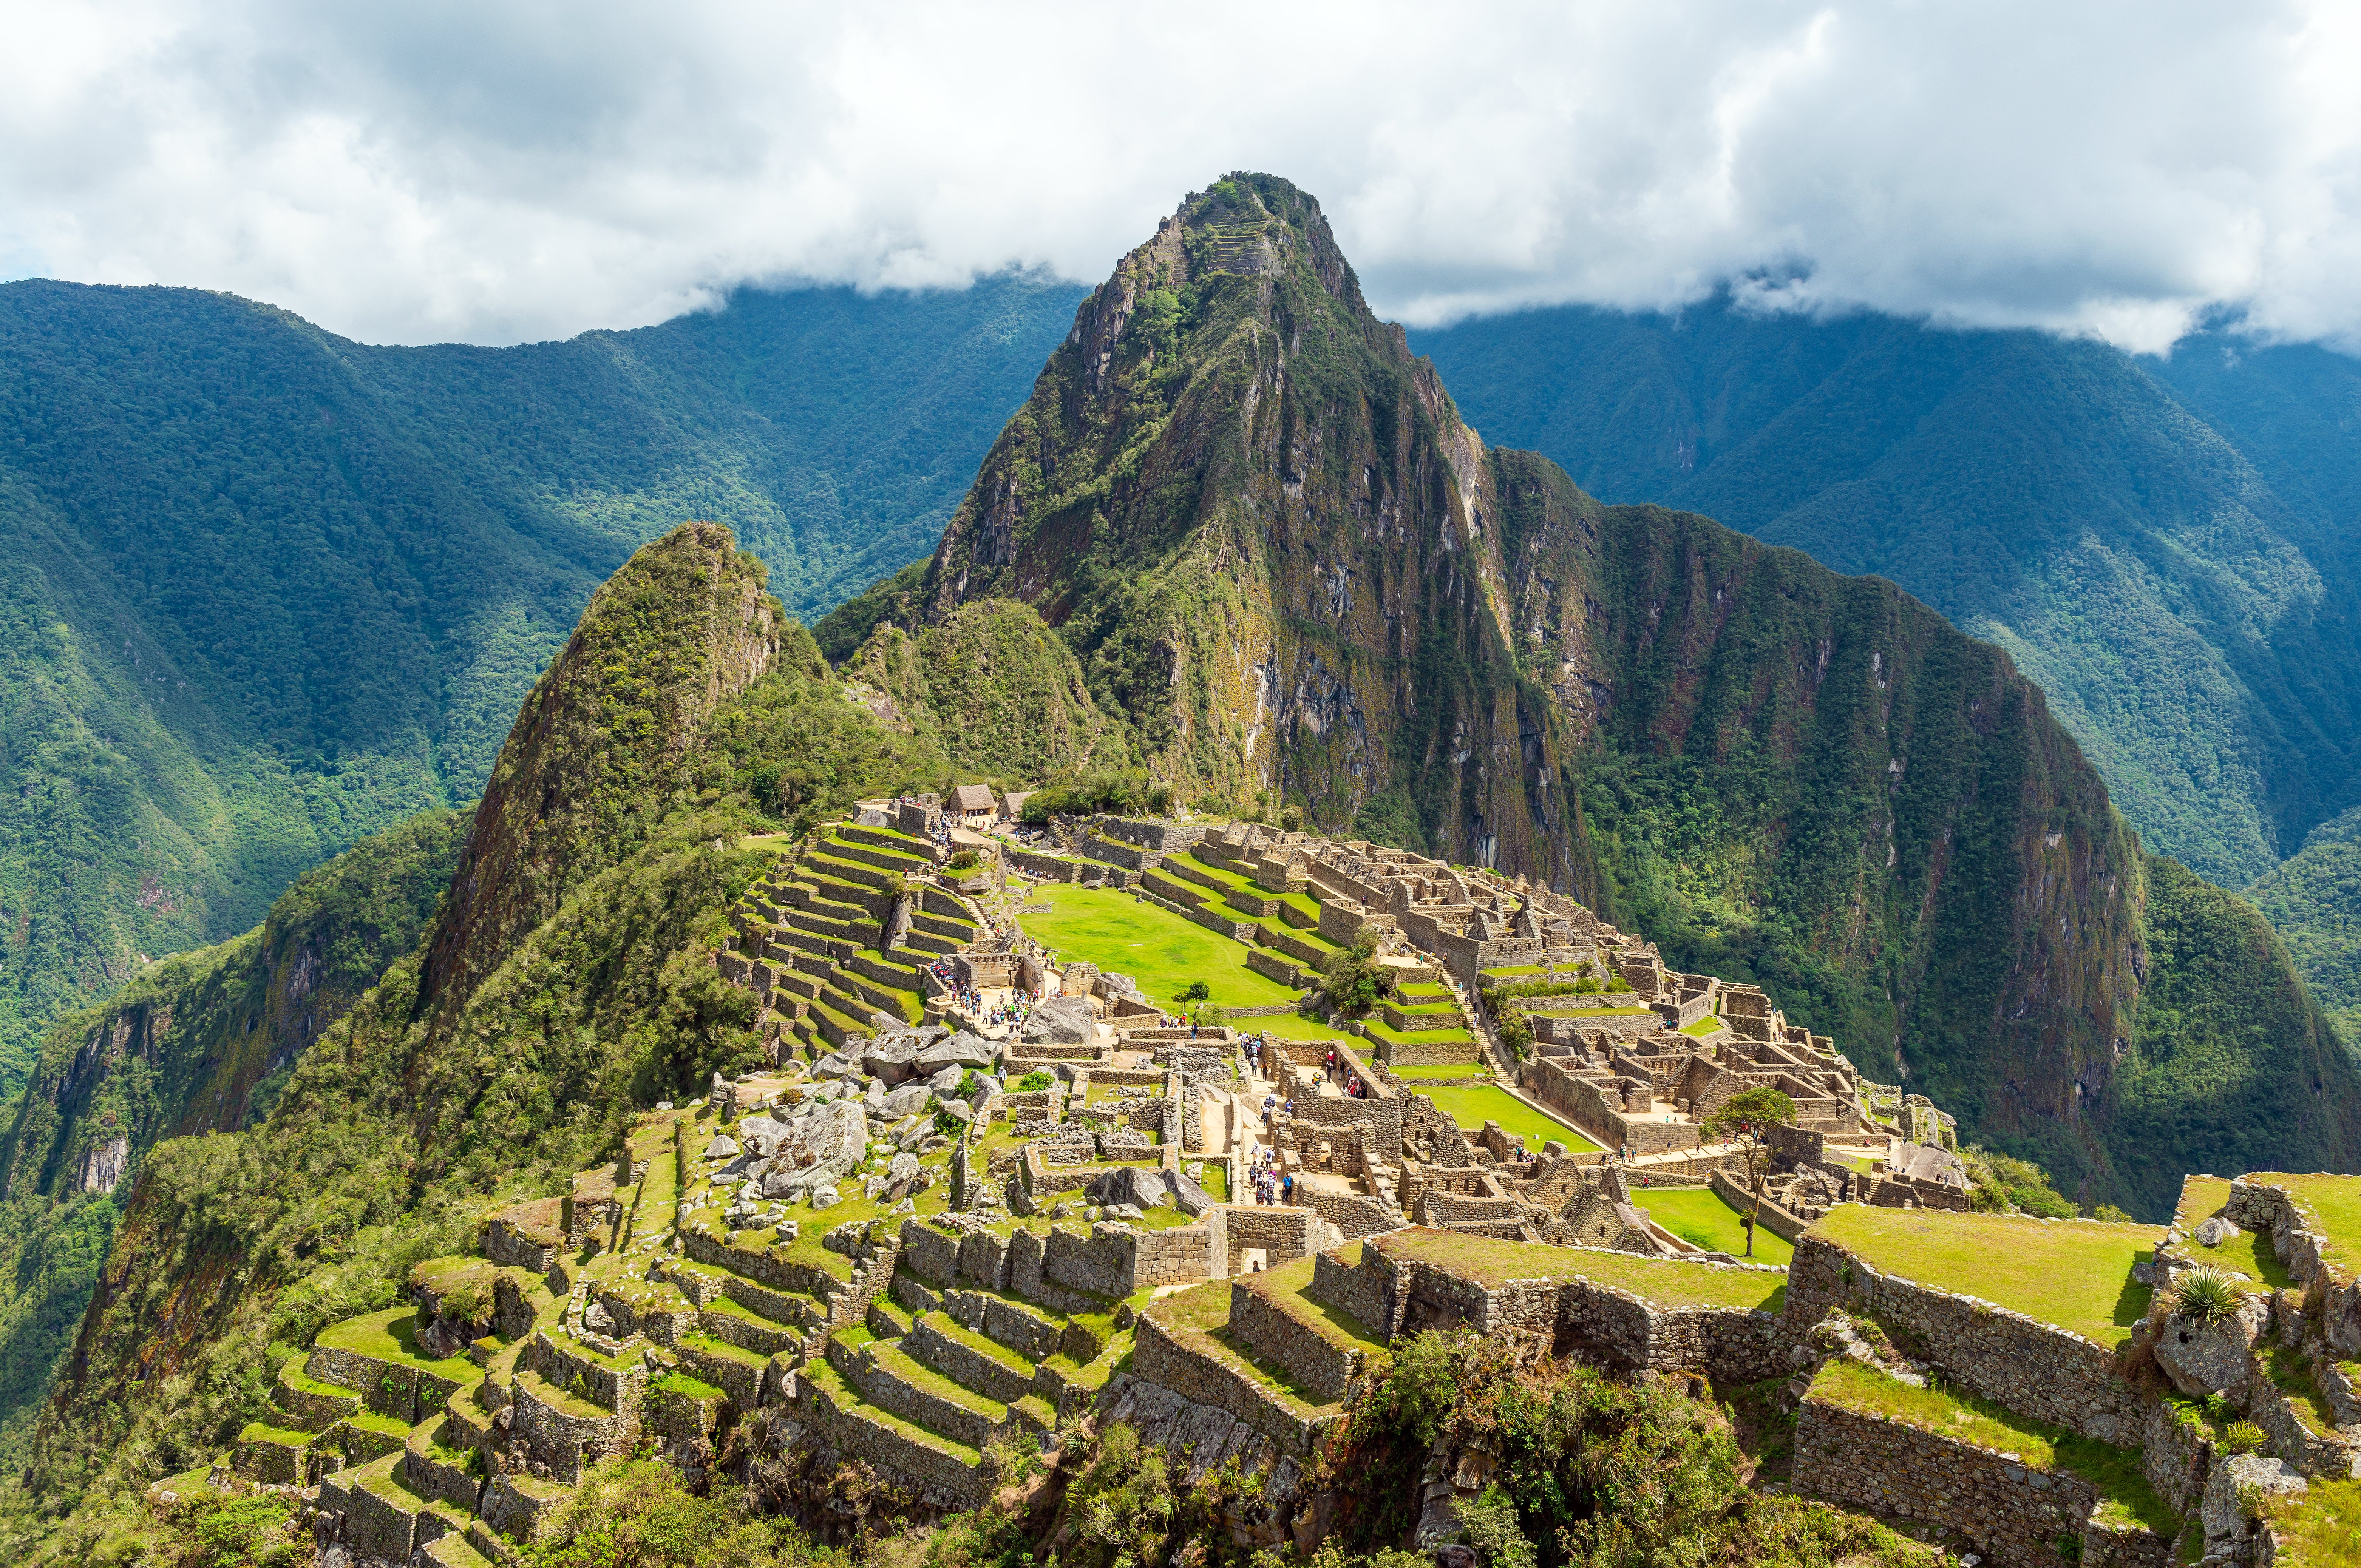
[1701,1085,1797,1258]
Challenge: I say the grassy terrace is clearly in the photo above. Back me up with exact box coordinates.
[1640,1186,1796,1264]
[1808,1360,2173,1533]
[315,1307,479,1381]
[1021,884,1304,1011]
[1361,1017,1475,1049]
[1245,1247,1389,1355]
[1370,1228,1786,1312]
[1809,1207,2158,1348]
[1678,1015,1725,1037]
[2172,1173,2294,1290]
[1419,1085,1602,1151]
[1387,1063,1494,1082]
[2248,1174,2361,1279]
[1148,1278,1340,1411]
[2266,1477,2361,1568]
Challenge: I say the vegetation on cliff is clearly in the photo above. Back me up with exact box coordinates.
[0,807,467,1474]
[2245,804,2361,1046]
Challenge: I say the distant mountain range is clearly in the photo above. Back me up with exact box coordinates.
[0,273,1079,1087]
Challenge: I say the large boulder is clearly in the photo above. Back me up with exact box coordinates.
[1086,1165,1171,1210]
[1101,972,1144,1001]
[1026,995,1097,1045]
[2203,1454,2304,1560]
[882,1083,933,1119]
[862,1034,923,1085]
[1168,1168,1213,1217]
[737,1116,794,1157]
[2154,1298,2266,1398]
[701,1135,740,1161]
[926,1064,966,1096]
[916,1032,995,1073]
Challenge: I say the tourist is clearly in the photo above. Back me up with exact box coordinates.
[1281,1173,1294,1204]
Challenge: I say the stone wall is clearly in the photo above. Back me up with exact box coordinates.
[1222,1204,1319,1273]
[1228,1280,1360,1403]
[1794,1397,2170,1568]
[1784,1235,2149,1445]
[1130,1307,1330,1455]
[1296,1187,1400,1240]
[1708,1169,1810,1243]
[1310,1247,1391,1335]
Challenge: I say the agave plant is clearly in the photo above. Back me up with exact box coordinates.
[2169,1266,2244,1324]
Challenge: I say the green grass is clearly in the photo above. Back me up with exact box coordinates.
[1678,1015,1724,1037]
[314,1307,478,1380]
[1244,1012,1360,1043]
[1810,1207,2158,1348]
[1420,1086,1602,1151]
[1372,1228,1785,1311]
[1198,1163,1228,1202]
[1021,884,1306,1011]
[2251,1175,2361,1279]
[1387,1063,1493,1082]
[1242,1252,1390,1354]
[1809,1360,2174,1533]
[1361,1017,1476,1049]
[2265,1477,2361,1567]
[1638,1187,1795,1264]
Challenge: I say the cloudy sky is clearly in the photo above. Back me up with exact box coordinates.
[5,0,2356,353]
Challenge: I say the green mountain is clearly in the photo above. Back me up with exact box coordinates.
[1412,301,2361,894]
[838,174,2359,1208]
[9,521,1100,1514]
[2247,803,2361,1045]
[0,807,466,1472]
[0,273,1082,1092]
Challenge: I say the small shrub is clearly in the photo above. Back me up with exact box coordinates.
[2169,1268,2243,1325]
[2091,1203,2134,1224]
[2223,1421,2269,1456]
[1014,1070,1054,1091]
[946,849,981,872]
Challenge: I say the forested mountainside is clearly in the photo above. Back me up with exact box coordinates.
[830,174,2361,1211]
[7,522,1098,1539]
[2247,803,2361,1046]
[0,274,1080,1094]
[0,809,466,1473]
[1413,299,2361,895]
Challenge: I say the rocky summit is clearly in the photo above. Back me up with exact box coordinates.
[6,177,2359,1568]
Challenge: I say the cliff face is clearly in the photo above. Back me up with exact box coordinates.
[898,174,2361,1207]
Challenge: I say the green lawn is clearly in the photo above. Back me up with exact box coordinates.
[2251,1174,2361,1279]
[1809,1360,2173,1533]
[1811,1207,2159,1348]
[1021,884,1306,1011]
[2265,1477,2361,1568]
[1420,1086,1602,1151]
[1678,1015,1724,1037]
[1372,1228,1785,1311]
[1237,1011,1359,1043]
[1639,1186,1795,1264]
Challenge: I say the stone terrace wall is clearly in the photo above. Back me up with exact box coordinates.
[1795,1397,2169,1568]
[1372,1245,1789,1383]
[1311,1247,1390,1335]
[1229,1279,1359,1402]
[1007,847,1081,883]
[1298,1187,1400,1240]
[1784,1235,2148,1445]
[1130,1309,1329,1455]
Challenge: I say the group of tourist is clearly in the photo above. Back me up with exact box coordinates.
[1318,1047,1372,1097]
[1246,1145,1294,1207]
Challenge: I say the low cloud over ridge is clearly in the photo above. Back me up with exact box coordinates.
[5,0,2357,353]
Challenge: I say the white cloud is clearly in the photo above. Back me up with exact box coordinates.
[2,0,2356,353]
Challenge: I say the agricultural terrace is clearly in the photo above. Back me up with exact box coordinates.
[1020,884,1304,1011]
[1809,1207,2158,1348]
[1807,1360,2172,1533]
[1370,1228,1786,1312]
[1638,1186,1796,1264]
